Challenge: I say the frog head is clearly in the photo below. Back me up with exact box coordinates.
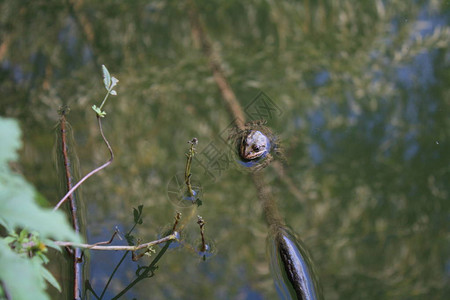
[240,130,270,161]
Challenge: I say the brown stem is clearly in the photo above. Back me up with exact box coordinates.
[197,216,207,252]
[91,230,119,246]
[54,115,114,211]
[59,110,83,299]
[185,143,195,197]
[172,212,182,233]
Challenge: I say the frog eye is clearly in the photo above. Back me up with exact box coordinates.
[252,145,260,152]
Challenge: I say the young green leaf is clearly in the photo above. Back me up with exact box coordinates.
[102,65,111,91]
[110,76,119,89]
[92,105,106,118]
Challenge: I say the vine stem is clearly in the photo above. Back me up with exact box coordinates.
[53,115,113,211]
[98,91,110,111]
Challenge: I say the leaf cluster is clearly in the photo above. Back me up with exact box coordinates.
[92,65,119,118]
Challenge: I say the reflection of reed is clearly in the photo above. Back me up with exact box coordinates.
[56,107,84,299]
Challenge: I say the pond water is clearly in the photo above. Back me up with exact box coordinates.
[1,1,449,299]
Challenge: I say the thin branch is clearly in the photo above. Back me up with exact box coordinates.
[53,115,114,211]
[91,230,120,246]
[185,138,198,197]
[54,233,178,251]
[197,215,207,253]
[172,212,182,233]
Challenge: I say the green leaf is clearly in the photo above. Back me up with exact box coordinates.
[0,117,81,242]
[19,229,28,241]
[125,233,135,246]
[0,117,21,165]
[92,105,106,118]
[0,240,50,300]
[43,239,62,252]
[133,208,139,223]
[102,64,111,91]
[3,236,15,244]
[39,262,61,292]
[0,171,80,242]
[0,116,80,300]
[110,76,119,89]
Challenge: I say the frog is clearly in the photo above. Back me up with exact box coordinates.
[240,130,270,161]
[229,120,280,172]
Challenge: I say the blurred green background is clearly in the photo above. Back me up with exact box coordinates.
[1,0,449,299]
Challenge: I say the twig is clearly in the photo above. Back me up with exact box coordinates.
[172,212,182,232]
[54,233,178,251]
[197,215,207,253]
[185,138,198,197]
[54,115,114,211]
[92,230,119,246]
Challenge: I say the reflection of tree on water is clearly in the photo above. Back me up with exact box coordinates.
[189,3,322,298]
[1,0,449,299]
